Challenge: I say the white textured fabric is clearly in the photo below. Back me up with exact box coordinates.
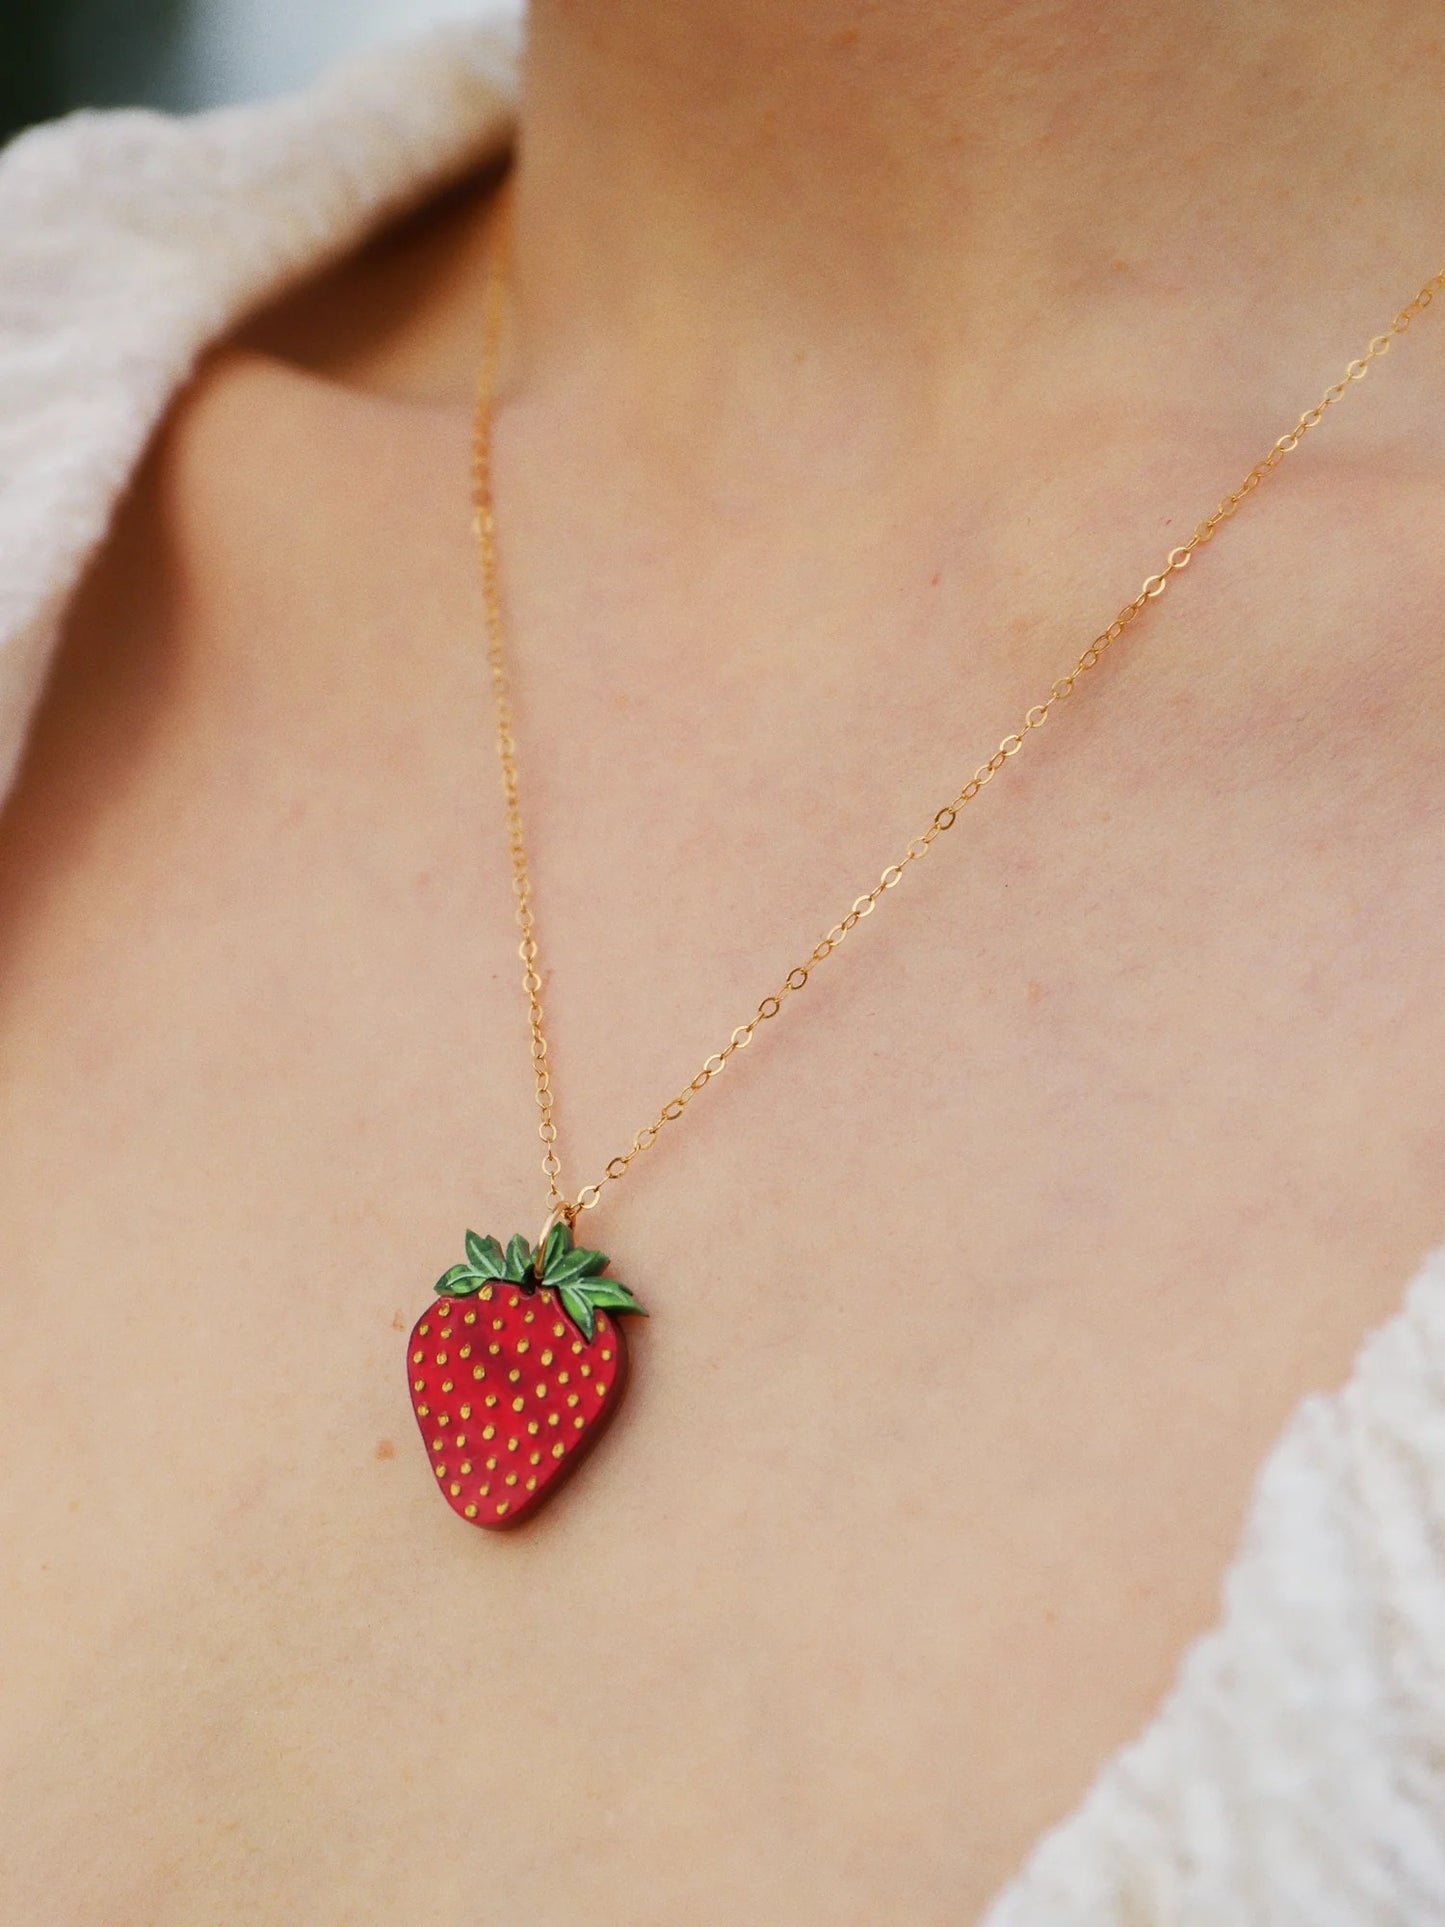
[1,24,1442,1923]
[985,1245,1445,1925]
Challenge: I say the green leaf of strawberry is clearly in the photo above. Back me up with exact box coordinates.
[465,1231,507,1278]
[503,1234,533,1281]
[520,1226,648,1342]
[435,1262,481,1295]
[545,1246,611,1289]
[540,1220,572,1274]
[558,1277,647,1341]
[575,1279,644,1310]
[557,1282,598,1341]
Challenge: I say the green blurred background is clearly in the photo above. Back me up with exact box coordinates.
[0,0,514,150]
[2,0,191,145]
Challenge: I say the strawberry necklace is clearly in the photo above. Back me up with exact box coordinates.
[405,193,1445,1531]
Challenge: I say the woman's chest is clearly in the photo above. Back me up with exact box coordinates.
[2,439,1443,1921]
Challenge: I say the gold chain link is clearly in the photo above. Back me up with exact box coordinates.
[472,190,1443,1222]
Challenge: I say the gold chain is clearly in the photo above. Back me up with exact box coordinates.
[472,192,1443,1224]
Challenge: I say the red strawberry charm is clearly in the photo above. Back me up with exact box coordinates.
[407,1222,645,1530]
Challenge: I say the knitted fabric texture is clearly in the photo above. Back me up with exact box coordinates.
[1,22,1442,1923]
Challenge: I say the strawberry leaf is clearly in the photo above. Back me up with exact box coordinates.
[577,1280,647,1316]
[553,1275,647,1340]
[464,1231,506,1279]
[503,1233,532,1282]
[543,1245,610,1289]
[540,1220,572,1274]
[558,1282,597,1343]
[435,1263,483,1297]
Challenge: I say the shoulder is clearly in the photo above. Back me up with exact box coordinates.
[39,132,509,778]
[0,19,517,811]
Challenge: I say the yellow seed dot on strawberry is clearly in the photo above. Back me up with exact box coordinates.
[435,1352,448,1366]
[464,1311,477,1325]
[456,1435,467,1448]
[449,1482,461,1496]
[547,1412,560,1427]
[529,1450,541,1465]
[526,1476,537,1490]
[601,1349,613,1362]
[507,1437,519,1452]
[480,1285,493,1301]
[464,1503,478,1517]
[535,1382,549,1399]
[512,1396,525,1411]
[496,1500,510,1515]
[558,1370,570,1385]
[460,1461,472,1474]
[508,1368,521,1383]
[438,1415,450,1427]
[596,1380,609,1396]
[541,1349,554,1366]
[573,1416,584,1429]
[460,1345,472,1359]
[566,1393,580,1407]
[486,1455,497,1470]
[552,1443,565,1458]
[524,1309,535,1324]
[482,1424,496,1440]
[438,1305,451,1317]
[505,1472,518,1486]
[580,1364,592,1377]
[419,1322,430,1337]
[460,1404,471,1419]
[527,1420,540,1436]
[411,1350,423,1364]
[418,1404,430,1416]
[488,1343,500,1356]
[571,1341,583,1355]
[484,1393,498,1406]
[553,1322,566,1338]
[441,1379,454,1393]
[432,1439,444,1453]
[517,1339,530,1355]
[435,1465,446,1479]
[474,1366,486,1380]
[479,1483,491,1497]
[492,1319,503,1332]
[413,1379,424,1392]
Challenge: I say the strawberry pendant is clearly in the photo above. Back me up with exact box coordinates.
[407,1221,646,1530]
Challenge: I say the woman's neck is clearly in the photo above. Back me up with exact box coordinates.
[512,0,1442,430]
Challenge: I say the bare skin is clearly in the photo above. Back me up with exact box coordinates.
[2,2,1443,1920]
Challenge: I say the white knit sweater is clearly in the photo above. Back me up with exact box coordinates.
[2,22,1442,1923]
